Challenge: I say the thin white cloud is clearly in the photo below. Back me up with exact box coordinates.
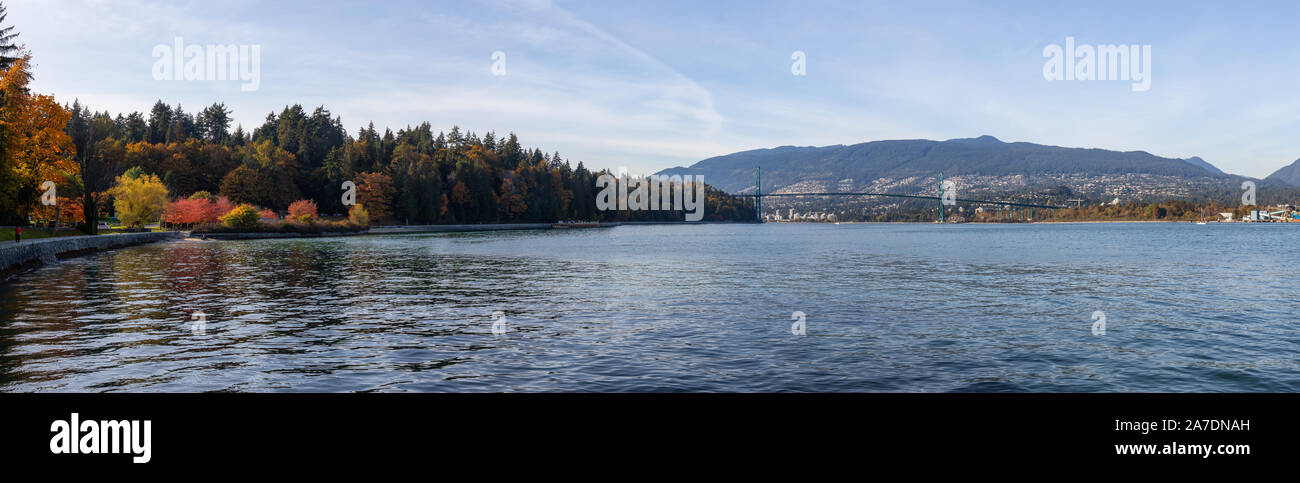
[9,0,1300,178]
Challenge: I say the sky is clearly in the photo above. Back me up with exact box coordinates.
[10,0,1300,178]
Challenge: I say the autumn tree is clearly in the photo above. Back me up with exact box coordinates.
[55,196,82,225]
[355,171,394,223]
[163,196,212,227]
[220,204,259,228]
[219,165,268,207]
[498,174,527,220]
[3,79,760,228]
[107,169,168,228]
[287,199,317,223]
[348,204,369,226]
[0,55,76,224]
[210,195,234,220]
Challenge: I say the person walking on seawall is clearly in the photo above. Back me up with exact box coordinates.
[14,226,20,243]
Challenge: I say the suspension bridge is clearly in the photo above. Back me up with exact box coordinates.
[736,167,1067,222]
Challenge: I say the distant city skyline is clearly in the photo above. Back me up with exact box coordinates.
[14,0,1300,178]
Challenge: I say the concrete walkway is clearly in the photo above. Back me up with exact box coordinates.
[0,231,182,282]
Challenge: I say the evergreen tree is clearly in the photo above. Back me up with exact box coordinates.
[0,3,21,72]
[123,112,147,143]
[196,102,232,143]
[146,101,172,144]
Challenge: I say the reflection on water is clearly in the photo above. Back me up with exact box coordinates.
[1,223,1297,392]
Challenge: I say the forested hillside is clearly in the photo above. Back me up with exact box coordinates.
[656,135,1238,194]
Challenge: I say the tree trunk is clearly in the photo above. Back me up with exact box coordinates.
[82,193,98,235]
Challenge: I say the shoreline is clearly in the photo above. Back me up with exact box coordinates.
[780,220,1283,225]
[4,219,1276,282]
[196,221,759,239]
[0,232,183,283]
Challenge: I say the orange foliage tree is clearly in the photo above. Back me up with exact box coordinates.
[0,56,76,224]
[355,171,394,223]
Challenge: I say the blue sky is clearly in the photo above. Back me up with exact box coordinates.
[12,0,1300,177]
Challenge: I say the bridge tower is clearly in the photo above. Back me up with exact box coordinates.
[755,166,763,222]
[937,172,945,223]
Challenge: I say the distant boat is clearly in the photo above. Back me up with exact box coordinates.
[1196,221,1207,225]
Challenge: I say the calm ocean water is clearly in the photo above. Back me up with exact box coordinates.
[1,223,1296,392]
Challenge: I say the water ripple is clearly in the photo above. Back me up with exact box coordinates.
[1,223,1298,392]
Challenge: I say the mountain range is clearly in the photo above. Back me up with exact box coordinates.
[1265,158,1300,187]
[656,136,1299,203]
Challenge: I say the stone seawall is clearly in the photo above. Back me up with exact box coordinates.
[194,231,370,240]
[369,224,552,234]
[0,232,183,282]
[366,221,752,234]
[192,221,735,240]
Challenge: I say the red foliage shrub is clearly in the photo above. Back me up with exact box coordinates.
[210,196,235,222]
[164,197,213,225]
[287,199,318,223]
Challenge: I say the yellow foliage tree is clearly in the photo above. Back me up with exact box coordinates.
[107,171,168,228]
[348,204,369,226]
[219,203,260,229]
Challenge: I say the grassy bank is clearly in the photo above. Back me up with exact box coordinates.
[0,228,89,242]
